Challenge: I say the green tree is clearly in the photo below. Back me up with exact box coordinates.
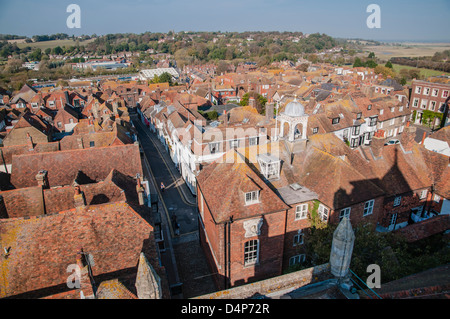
[385,60,393,68]
[368,52,376,59]
[353,57,364,67]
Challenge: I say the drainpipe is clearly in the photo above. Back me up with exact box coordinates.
[224,215,233,289]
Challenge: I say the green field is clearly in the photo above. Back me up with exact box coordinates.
[392,63,450,79]
[16,38,95,50]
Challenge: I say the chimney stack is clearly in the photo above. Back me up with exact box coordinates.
[400,125,417,152]
[249,97,256,108]
[36,170,49,189]
[74,186,86,208]
[26,133,34,151]
[77,137,84,149]
[265,102,274,123]
[136,178,145,206]
[308,97,316,109]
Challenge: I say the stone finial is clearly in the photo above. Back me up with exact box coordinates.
[135,252,162,299]
[330,216,355,278]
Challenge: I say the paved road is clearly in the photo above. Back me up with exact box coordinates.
[132,113,198,238]
[131,113,217,297]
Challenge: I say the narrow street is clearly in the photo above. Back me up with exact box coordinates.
[131,113,216,298]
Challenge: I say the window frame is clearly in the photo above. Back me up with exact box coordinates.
[339,207,351,221]
[245,190,259,205]
[295,204,308,220]
[244,239,259,266]
[318,204,329,222]
[393,196,401,207]
[363,199,374,216]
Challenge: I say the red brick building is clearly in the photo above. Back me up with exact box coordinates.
[410,79,450,127]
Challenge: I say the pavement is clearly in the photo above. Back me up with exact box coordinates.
[131,113,216,298]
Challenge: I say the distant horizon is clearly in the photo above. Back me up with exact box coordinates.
[1,0,449,43]
[2,32,450,45]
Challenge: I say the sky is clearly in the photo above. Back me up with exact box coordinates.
[0,0,449,42]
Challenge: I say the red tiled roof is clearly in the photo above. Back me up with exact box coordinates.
[0,202,157,298]
[11,143,143,189]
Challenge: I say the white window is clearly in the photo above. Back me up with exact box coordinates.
[390,118,395,126]
[230,139,239,149]
[364,200,374,216]
[339,207,351,221]
[69,118,74,124]
[434,194,441,203]
[402,115,406,123]
[442,90,449,98]
[420,189,427,200]
[380,109,384,115]
[318,204,329,222]
[421,99,428,109]
[390,107,395,113]
[245,191,259,205]
[424,87,430,95]
[399,106,403,112]
[249,137,259,146]
[295,204,308,220]
[244,239,259,266]
[393,196,401,207]
[413,98,419,107]
[398,125,404,133]
[430,101,436,111]
[432,88,439,97]
[293,230,304,246]
[415,86,422,94]
[209,142,220,154]
[49,101,55,107]
[289,254,305,266]
[31,102,38,108]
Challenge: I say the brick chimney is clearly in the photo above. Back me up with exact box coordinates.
[136,178,145,206]
[400,125,417,152]
[249,97,256,108]
[308,97,316,109]
[265,102,274,123]
[74,186,86,208]
[26,133,34,151]
[36,170,49,189]
[77,137,84,149]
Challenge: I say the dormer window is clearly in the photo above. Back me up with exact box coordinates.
[332,117,340,124]
[245,191,259,205]
[356,112,362,120]
[257,153,280,180]
[367,104,372,110]
[380,109,384,115]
